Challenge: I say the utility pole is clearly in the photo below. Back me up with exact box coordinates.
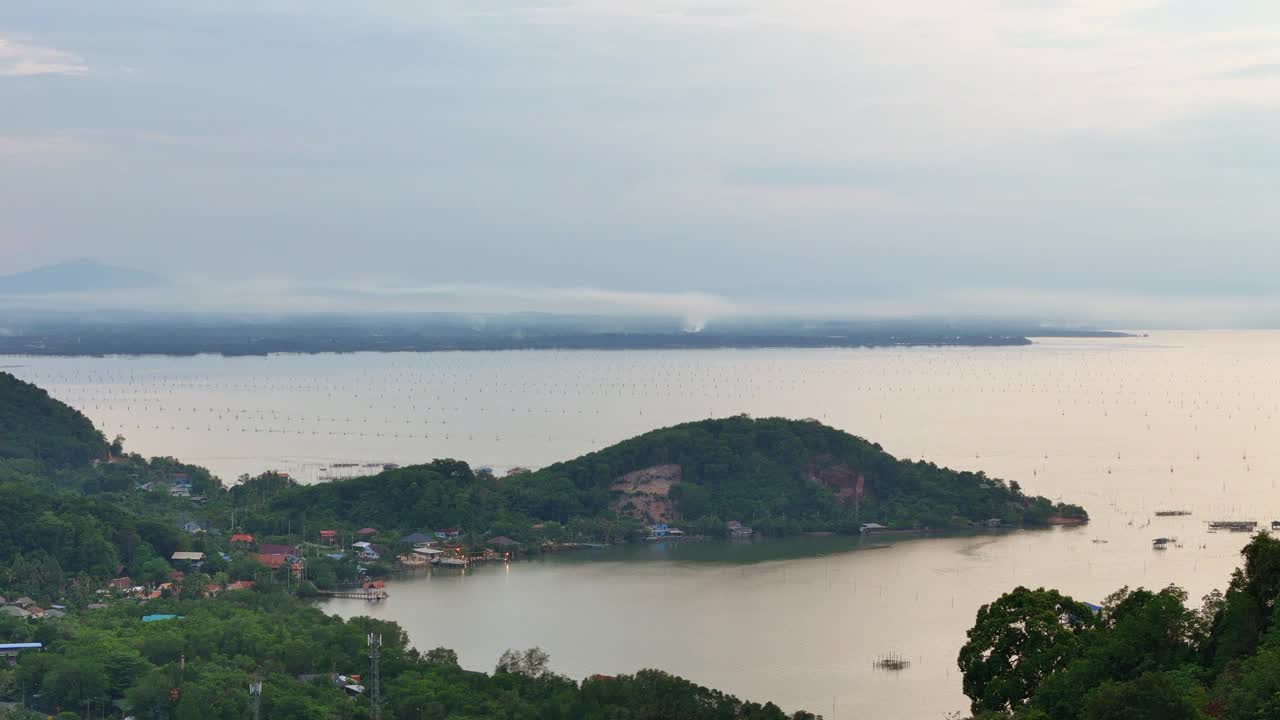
[249,680,262,720]
[368,633,382,720]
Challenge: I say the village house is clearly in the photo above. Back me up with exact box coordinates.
[179,519,206,534]
[351,541,380,560]
[257,543,298,557]
[0,643,42,665]
[254,553,289,569]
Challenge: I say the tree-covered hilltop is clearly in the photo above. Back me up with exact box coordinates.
[250,417,1085,543]
[0,372,106,467]
[957,533,1280,720]
[514,416,1085,532]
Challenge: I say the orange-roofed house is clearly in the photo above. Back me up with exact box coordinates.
[230,533,254,545]
[254,554,288,569]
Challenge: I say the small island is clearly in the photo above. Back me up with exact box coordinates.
[250,415,1086,547]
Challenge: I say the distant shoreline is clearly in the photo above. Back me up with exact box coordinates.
[0,329,1134,358]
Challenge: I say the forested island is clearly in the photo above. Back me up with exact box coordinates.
[0,371,1084,718]
[958,533,1280,720]
[0,310,1131,356]
[252,415,1087,541]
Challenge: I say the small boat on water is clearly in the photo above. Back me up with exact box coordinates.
[1155,510,1191,517]
[1208,521,1257,532]
[1152,537,1176,549]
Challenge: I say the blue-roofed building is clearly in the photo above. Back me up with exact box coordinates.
[0,642,42,665]
[141,614,182,623]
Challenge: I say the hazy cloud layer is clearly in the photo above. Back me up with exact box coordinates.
[2,1,1280,325]
[0,35,86,77]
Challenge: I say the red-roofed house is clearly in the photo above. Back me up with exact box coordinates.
[254,554,288,569]
[257,544,297,557]
[230,533,254,545]
[109,576,134,590]
[226,580,255,592]
[356,527,378,536]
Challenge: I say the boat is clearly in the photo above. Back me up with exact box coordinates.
[1208,521,1257,532]
[1154,510,1191,517]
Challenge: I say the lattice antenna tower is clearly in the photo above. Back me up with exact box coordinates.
[368,633,383,720]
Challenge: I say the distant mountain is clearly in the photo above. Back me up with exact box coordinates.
[0,259,164,295]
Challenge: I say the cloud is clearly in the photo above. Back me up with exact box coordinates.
[0,134,90,156]
[0,269,739,328]
[1220,62,1280,78]
[0,35,87,77]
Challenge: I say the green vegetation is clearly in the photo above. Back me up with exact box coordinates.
[255,416,1085,543]
[0,370,1101,719]
[0,589,817,720]
[0,372,106,468]
[958,533,1280,720]
[0,371,826,718]
[520,416,1085,531]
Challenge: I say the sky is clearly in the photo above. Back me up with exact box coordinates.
[2,0,1280,325]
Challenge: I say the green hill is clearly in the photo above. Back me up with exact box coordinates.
[259,416,1085,539]
[0,371,107,467]
[513,415,1084,532]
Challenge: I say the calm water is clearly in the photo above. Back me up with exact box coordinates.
[7,331,1280,718]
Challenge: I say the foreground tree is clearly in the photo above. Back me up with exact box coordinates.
[1082,672,1199,720]
[958,586,1096,713]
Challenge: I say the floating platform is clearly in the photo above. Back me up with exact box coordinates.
[317,589,388,601]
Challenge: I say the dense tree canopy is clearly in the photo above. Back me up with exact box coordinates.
[0,372,106,468]
[522,416,1086,531]
[256,416,1087,543]
[959,534,1280,720]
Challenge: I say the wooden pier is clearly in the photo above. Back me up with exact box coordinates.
[317,589,388,601]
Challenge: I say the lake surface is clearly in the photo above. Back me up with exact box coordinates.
[7,331,1280,718]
